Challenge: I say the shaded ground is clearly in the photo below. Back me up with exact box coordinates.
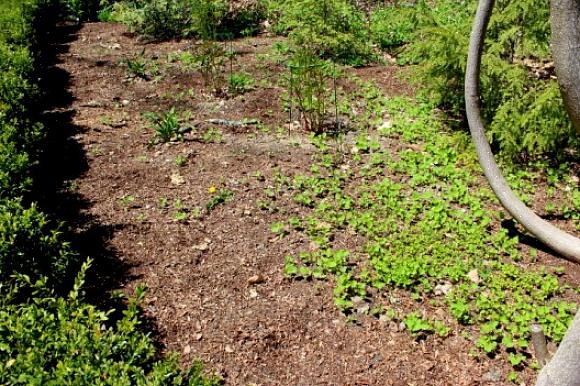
[52,22,579,386]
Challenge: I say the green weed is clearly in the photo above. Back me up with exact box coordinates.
[144,107,183,143]
[206,188,234,211]
[228,72,253,96]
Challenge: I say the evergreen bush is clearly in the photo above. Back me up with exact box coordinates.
[269,0,376,66]
[372,0,578,160]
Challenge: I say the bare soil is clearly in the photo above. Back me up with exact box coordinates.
[49,22,579,386]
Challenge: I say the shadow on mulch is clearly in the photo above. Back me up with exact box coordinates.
[32,21,159,338]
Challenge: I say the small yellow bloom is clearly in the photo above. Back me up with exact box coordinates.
[208,186,217,194]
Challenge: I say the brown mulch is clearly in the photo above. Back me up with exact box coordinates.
[50,22,578,386]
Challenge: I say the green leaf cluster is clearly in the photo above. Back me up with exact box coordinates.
[0,262,221,386]
[105,0,266,40]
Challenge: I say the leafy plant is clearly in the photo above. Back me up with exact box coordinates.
[0,261,221,385]
[193,41,227,96]
[144,107,183,143]
[202,128,223,143]
[286,48,337,132]
[174,154,187,167]
[138,0,194,39]
[386,0,578,159]
[403,312,434,335]
[123,56,148,79]
[0,199,76,291]
[62,0,101,21]
[370,3,423,51]
[206,188,234,211]
[228,72,253,96]
[108,0,265,40]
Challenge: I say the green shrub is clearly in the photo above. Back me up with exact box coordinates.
[109,0,265,40]
[269,0,376,65]
[61,0,101,20]
[0,131,33,200]
[370,3,423,51]
[100,0,146,25]
[376,0,578,160]
[0,43,38,122]
[0,262,221,386]
[0,199,76,289]
[0,0,47,198]
[139,0,195,39]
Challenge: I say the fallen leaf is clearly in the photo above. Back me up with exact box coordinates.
[170,173,184,185]
[467,269,480,284]
[247,274,265,285]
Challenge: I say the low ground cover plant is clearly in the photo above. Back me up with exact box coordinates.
[271,93,578,376]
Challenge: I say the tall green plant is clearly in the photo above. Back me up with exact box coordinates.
[286,49,337,132]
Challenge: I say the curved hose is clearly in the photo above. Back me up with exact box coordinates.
[464,0,580,262]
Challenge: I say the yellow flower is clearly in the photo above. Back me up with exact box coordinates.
[208,185,217,194]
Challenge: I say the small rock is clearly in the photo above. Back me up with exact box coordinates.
[378,314,390,325]
[467,269,480,284]
[110,120,127,128]
[224,345,234,353]
[146,305,157,313]
[183,345,191,355]
[121,99,130,106]
[194,333,203,341]
[170,173,184,185]
[482,367,502,382]
[284,121,301,131]
[434,282,453,296]
[248,288,258,299]
[192,242,209,251]
[248,274,265,285]
[356,304,370,315]
[378,120,392,130]
[82,100,105,108]
[351,296,365,306]
[372,353,383,365]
